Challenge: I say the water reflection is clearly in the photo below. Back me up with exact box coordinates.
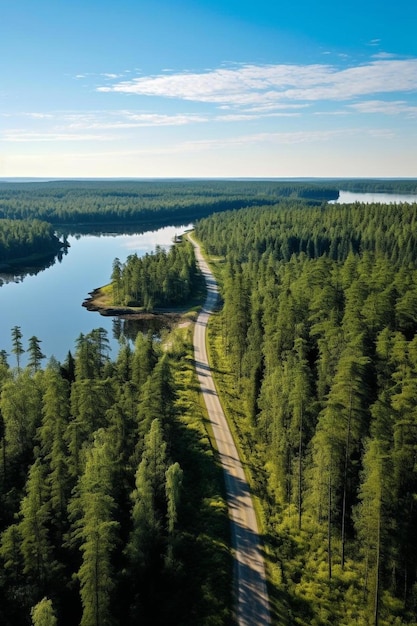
[0,247,69,286]
[112,316,172,343]
[58,219,191,238]
[0,223,192,365]
[331,191,417,204]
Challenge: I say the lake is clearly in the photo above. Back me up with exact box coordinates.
[331,191,417,204]
[0,223,192,367]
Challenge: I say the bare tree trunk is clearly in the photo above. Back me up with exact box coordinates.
[328,467,332,581]
[341,386,353,569]
[373,509,381,626]
[298,403,303,531]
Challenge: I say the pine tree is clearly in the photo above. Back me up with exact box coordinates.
[127,419,168,614]
[11,326,25,371]
[27,336,46,372]
[131,331,157,391]
[1,370,43,470]
[111,257,122,305]
[165,462,183,567]
[136,354,175,440]
[289,338,313,530]
[70,429,118,626]
[18,459,56,591]
[31,597,57,626]
[354,438,391,625]
[38,366,71,527]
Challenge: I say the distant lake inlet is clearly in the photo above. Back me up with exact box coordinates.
[331,191,417,204]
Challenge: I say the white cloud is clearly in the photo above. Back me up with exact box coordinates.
[2,131,112,142]
[1,111,54,120]
[349,100,417,117]
[0,110,212,144]
[65,111,208,130]
[216,112,300,121]
[97,59,417,107]
[24,112,54,119]
[180,127,384,151]
[371,52,398,59]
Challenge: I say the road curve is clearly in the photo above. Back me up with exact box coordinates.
[189,235,271,626]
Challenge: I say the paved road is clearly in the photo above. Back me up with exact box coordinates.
[190,235,271,626]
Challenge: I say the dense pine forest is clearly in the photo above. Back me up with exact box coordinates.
[326,179,417,194]
[0,219,64,267]
[0,179,337,267]
[110,239,199,310]
[2,179,417,625]
[195,199,417,625]
[0,327,231,626]
[0,179,337,226]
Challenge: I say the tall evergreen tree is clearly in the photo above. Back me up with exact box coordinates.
[31,597,57,626]
[18,459,56,592]
[11,326,25,371]
[27,336,46,373]
[70,429,118,626]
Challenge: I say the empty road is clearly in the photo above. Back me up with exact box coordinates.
[189,235,271,626]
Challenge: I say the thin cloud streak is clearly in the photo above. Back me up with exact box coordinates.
[0,111,211,143]
[66,112,209,129]
[2,131,113,143]
[181,127,389,150]
[349,100,417,117]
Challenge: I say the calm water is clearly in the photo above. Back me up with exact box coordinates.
[332,191,417,204]
[0,224,191,367]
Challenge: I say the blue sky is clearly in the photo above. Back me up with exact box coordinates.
[1,0,416,178]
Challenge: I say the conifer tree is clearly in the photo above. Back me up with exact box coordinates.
[11,326,25,371]
[18,459,55,591]
[38,367,71,527]
[165,462,183,568]
[70,429,118,626]
[27,336,46,372]
[131,331,158,391]
[1,370,42,469]
[354,438,390,626]
[127,419,169,617]
[31,597,57,626]
[136,354,175,439]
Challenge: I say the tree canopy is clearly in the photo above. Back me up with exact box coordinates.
[195,198,417,625]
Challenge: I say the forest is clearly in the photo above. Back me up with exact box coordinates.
[0,325,231,626]
[1,179,417,625]
[194,199,417,625]
[110,239,199,310]
[0,177,414,267]
[0,179,338,226]
[0,219,64,267]
[325,179,417,194]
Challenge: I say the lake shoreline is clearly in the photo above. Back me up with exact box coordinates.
[82,286,190,327]
[0,241,69,272]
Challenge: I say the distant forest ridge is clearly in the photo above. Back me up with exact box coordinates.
[0,179,337,224]
[0,178,416,265]
[0,179,416,226]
